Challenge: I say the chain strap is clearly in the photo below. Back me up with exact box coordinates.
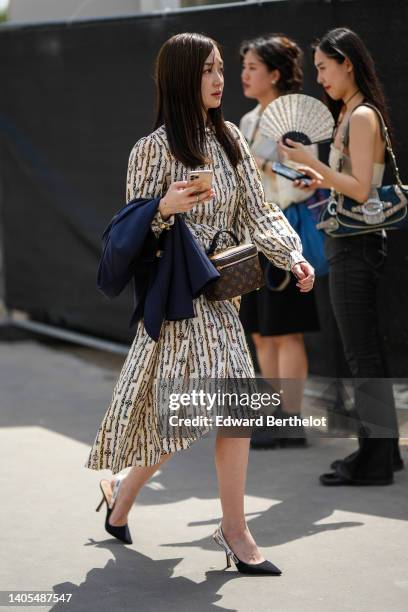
[232,163,245,231]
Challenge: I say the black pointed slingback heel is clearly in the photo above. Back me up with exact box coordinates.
[96,475,133,545]
[213,524,281,576]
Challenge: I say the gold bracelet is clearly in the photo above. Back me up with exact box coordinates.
[159,218,172,230]
[158,200,172,230]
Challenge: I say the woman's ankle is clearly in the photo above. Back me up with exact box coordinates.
[109,477,133,522]
[221,520,248,539]
[109,509,128,526]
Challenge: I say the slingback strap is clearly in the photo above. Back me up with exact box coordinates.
[111,474,127,506]
[213,524,240,564]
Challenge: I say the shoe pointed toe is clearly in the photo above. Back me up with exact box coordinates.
[257,559,282,575]
[236,559,282,575]
[121,524,133,545]
[105,518,133,544]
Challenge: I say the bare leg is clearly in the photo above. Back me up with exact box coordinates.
[275,333,307,414]
[252,332,307,415]
[109,453,172,526]
[215,435,264,564]
[252,333,278,379]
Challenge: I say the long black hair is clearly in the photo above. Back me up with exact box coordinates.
[312,27,393,140]
[154,32,242,168]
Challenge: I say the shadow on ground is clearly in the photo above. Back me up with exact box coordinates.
[51,538,242,612]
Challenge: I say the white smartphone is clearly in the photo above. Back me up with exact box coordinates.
[188,170,213,193]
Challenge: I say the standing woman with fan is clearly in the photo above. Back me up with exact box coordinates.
[239,34,321,448]
[280,27,404,485]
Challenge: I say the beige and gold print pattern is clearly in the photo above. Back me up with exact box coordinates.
[85,121,304,471]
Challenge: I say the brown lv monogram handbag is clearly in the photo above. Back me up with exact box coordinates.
[204,229,264,301]
[203,162,265,301]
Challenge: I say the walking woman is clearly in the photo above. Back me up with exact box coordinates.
[239,34,320,448]
[85,33,314,572]
[280,27,404,485]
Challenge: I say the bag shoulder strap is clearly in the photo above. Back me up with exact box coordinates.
[342,102,402,187]
[232,162,245,229]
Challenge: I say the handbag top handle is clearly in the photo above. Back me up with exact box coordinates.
[208,160,245,255]
[340,102,403,188]
[207,229,239,256]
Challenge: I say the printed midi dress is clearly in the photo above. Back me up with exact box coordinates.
[85,121,305,472]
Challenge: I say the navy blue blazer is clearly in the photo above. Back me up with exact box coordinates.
[97,197,220,341]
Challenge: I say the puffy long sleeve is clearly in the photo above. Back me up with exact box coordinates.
[227,121,306,271]
[126,132,174,237]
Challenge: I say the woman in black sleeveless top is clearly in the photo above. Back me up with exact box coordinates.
[281,27,404,485]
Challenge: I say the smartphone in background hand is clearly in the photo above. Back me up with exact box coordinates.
[188,170,213,193]
[271,161,312,186]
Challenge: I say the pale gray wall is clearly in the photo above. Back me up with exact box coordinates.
[8,0,180,22]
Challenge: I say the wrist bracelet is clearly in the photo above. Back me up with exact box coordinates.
[158,199,172,229]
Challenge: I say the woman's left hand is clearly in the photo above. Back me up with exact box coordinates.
[291,261,315,293]
[278,138,313,165]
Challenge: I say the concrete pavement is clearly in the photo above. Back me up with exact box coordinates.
[0,335,407,612]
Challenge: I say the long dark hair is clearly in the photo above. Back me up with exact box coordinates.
[154,32,242,168]
[312,28,393,140]
[240,33,303,94]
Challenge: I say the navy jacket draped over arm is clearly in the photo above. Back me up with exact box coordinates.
[97,198,219,341]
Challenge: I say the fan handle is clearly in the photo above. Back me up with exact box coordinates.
[283,131,312,146]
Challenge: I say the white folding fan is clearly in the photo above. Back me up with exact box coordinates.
[259,93,335,145]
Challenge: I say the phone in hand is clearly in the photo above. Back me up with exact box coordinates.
[188,170,213,193]
[271,161,312,186]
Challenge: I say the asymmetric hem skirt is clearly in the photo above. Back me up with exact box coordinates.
[84,294,256,472]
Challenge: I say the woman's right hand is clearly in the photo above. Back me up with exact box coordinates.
[293,165,324,190]
[159,181,215,220]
